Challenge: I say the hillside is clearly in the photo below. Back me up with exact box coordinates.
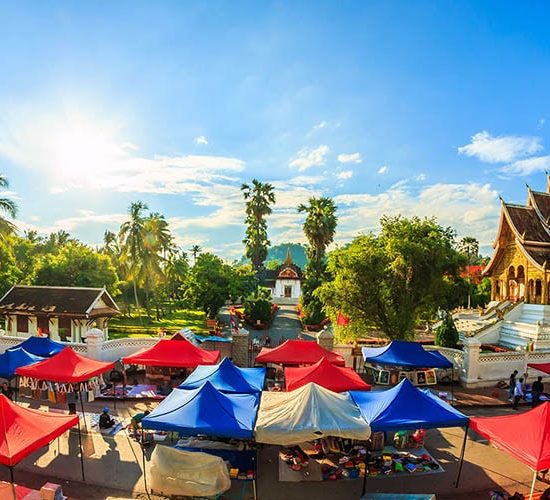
[239,243,307,269]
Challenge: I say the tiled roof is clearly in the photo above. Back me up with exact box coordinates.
[0,286,118,316]
[530,191,550,221]
[505,204,550,243]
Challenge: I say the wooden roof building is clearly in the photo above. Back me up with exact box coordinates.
[484,175,550,304]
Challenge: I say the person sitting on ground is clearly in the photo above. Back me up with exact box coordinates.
[1,382,13,401]
[532,376,544,407]
[130,410,150,436]
[99,407,116,429]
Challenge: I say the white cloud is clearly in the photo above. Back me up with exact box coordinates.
[195,135,208,145]
[337,152,362,164]
[377,165,389,174]
[537,118,546,130]
[415,173,426,181]
[336,170,353,180]
[18,210,126,235]
[289,145,330,171]
[458,131,542,163]
[334,181,500,248]
[500,155,550,176]
[313,121,328,130]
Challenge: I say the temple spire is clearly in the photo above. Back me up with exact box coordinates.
[284,246,293,266]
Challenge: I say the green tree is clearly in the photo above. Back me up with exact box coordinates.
[0,174,17,238]
[298,197,337,325]
[241,179,275,273]
[190,245,202,265]
[183,253,233,318]
[318,216,463,340]
[459,236,479,309]
[119,201,148,316]
[31,242,119,291]
[435,313,459,348]
[0,238,19,296]
[298,197,337,282]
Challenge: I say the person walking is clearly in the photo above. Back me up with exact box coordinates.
[513,377,524,410]
[532,376,544,407]
[508,370,518,401]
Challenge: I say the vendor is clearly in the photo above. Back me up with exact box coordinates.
[130,410,150,436]
[99,407,116,429]
[1,382,13,401]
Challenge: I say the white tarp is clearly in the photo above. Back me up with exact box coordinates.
[150,445,231,497]
[254,382,371,445]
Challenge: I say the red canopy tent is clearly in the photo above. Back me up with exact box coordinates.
[468,403,550,497]
[285,357,371,392]
[528,362,550,375]
[255,340,345,366]
[16,347,115,383]
[0,394,84,482]
[122,338,220,368]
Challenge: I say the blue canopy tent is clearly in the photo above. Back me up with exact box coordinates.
[361,341,452,369]
[350,378,468,431]
[178,358,265,394]
[142,381,259,439]
[10,337,65,358]
[0,348,44,379]
[351,378,469,495]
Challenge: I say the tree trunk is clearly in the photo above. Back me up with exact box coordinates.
[133,281,142,324]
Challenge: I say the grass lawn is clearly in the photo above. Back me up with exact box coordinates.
[108,309,208,339]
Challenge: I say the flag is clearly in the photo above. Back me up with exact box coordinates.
[337,312,350,326]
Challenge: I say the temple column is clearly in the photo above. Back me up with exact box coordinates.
[503,279,509,301]
[543,278,548,304]
[490,278,496,301]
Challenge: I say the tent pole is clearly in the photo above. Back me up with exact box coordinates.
[77,419,86,482]
[451,367,455,405]
[361,461,367,496]
[454,422,469,488]
[529,469,537,499]
[79,390,87,433]
[141,444,151,500]
[9,466,15,500]
[15,376,19,403]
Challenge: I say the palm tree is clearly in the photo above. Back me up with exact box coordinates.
[0,175,17,238]
[119,201,149,319]
[190,245,202,265]
[23,229,41,244]
[241,179,275,273]
[459,236,479,309]
[298,197,338,282]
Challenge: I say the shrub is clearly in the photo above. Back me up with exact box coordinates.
[244,295,272,324]
[435,313,459,348]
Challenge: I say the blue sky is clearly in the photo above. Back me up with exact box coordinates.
[1,1,550,257]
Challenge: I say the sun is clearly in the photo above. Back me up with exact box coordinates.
[45,112,126,188]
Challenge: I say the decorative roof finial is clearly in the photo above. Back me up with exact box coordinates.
[284,246,293,266]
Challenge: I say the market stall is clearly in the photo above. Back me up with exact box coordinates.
[255,382,371,485]
[179,357,265,393]
[351,378,468,487]
[9,336,65,358]
[0,394,84,483]
[362,341,453,389]
[142,381,260,497]
[15,347,115,430]
[468,402,550,499]
[255,339,345,366]
[0,348,43,380]
[121,338,221,398]
[285,356,371,392]
[528,362,550,374]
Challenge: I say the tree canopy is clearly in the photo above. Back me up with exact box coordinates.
[241,179,275,273]
[318,215,464,340]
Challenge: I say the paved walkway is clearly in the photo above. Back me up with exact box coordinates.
[266,303,302,344]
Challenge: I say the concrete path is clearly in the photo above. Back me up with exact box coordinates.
[265,303,302,344]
